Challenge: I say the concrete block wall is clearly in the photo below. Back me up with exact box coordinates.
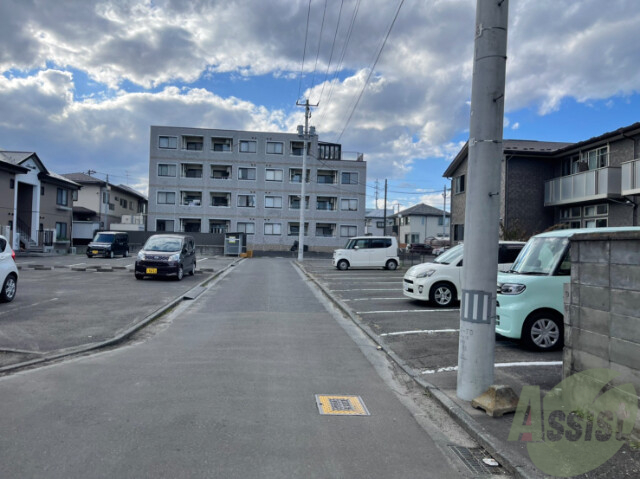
[564,230,640,435]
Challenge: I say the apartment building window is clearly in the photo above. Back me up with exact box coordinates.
[317,170,337,184]
[340,199,358,211]
[210,192,230,207]
[209,220,229,234]
[340,225,357,237]
[55,222,68,239]
[266,141,283,154]
[317,197,336,211]
[158,164,177,177]
[211,165,231,179]
[315,223,335,237]
[266,169,283,182]
[156,219,174,232]
[181,163,203,178]
[581,146,609,170]
[291,141,305,156]
[288,222,308,236]
[453,224,464,241]
[73,190,78,201]
[211,137,232,152]
[181,191,202,206]
[341,172,358,185]
[238,167,256,180]
[237,194,256,207]
[289,195,309,210]
[181,219,201,233]
[56,188,68,206]
[159,136,177,149]
[453,175,465,194]
[265,196,283,208]
[561,156,580,176]
[237,222,255,235]
[264,223,282,235]
[182,135,203,151]
[289,168,310,183]
[319,143,341,161]
[120,198,127,208]
[239,140,257,153]
[560,206,581,219]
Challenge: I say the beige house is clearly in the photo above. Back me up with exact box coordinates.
[62,172,148,242]
[0,151,80,252]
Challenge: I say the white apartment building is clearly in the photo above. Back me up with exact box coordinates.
[147,126,367,251]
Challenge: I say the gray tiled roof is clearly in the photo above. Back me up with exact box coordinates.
[395,203,448,217]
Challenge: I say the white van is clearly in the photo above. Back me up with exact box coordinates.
[332,236,399,271]
[496,227,640,351]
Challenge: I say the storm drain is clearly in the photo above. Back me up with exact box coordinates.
[448,446,507,476]
[315,395,370,416]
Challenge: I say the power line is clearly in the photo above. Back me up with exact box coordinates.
[316,0,344,105]
[309,0,328,95]
[335,0,405,143]
[297,0,313,101]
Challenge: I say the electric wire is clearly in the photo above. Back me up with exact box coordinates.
[309,0,328,95]
[297,0,313,101]
[316,0,344,106]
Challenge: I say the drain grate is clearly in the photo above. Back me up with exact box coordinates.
[316,395,370,416]
[448,446,507,476]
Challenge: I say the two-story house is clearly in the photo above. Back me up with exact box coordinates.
[443,122,640,241]
[147,126,367,252]
[393,203,450,245]
[1,151,80,252]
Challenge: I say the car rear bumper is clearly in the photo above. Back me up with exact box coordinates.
[135,261,181,277]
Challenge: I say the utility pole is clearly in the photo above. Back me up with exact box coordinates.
[375,179,379,207]
[382,179,388,235]
[442,185,448,238]
[296,99,317,261]
[457,0,509,401]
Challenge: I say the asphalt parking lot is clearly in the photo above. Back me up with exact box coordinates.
[300,258,563,397]
[0,253,238,369]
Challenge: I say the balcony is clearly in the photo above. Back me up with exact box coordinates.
[622,159,640,195]
[544,167,621,206]
[181,163,203,178]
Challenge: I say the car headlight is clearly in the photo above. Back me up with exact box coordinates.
[416,269,436,279]
[499,283,526,295]
[168,253,180,262]
[137,251,145,260]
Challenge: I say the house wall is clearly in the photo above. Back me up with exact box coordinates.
[449,159,468,241]
[40,182,74,238]
[147,126,367,252]
[0,170,16,227]
[504,156,556,239]
[564,229,640,435]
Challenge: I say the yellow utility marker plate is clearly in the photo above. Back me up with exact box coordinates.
[315,395,370,416]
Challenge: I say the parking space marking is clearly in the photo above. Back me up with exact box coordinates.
[69,262,88,267]
[420,361,562,375]
[330,288,398,292]
[0,298,59,317]
[380,329,459,337]
[343,297,406,302]
[357,309,459,314]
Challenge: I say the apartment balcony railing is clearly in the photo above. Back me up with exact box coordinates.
[621,159,640,196]
[544,167,621,206]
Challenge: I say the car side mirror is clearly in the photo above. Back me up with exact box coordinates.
[354,246,359,250]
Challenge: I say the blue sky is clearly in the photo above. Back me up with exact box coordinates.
[1,0,639,211]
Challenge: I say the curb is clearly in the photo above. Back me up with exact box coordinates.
[295,261,543,479]
[0,258,243,376]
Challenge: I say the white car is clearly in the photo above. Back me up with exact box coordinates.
[403,241,525,307]
[332,236,399,271]
[0,235,18,302]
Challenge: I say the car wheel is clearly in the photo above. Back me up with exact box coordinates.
[0,274,17,302]
[337,259,349,271]
[86,254,92,258]
[522,311,563,351]
[385,259,398,271]
[135,273,144,280]
[176,265,184,281]
[189,261,196,276]
[123,249,129,258]
[109,250,114,259]
[429,282,455,307]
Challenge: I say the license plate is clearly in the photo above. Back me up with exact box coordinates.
[92,250,98,255]
[146,268,157,274]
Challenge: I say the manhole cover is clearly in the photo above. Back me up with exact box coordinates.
[448,446,507,476]
[315,395,370,416]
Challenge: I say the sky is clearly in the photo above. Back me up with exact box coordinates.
[1,0,639,212]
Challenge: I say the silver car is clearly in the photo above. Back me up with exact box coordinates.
[0,235,18,302]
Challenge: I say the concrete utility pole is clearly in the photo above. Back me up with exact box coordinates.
[442,185,448,238]
[383,179,388,235]
[296,99,317,261]
[456,0,509,401]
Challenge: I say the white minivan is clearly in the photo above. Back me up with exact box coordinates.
[496,227,640,351]
[332,236,399,271]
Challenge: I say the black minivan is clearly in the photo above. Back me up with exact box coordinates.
[134,234,196,281]
[86,232,129,258]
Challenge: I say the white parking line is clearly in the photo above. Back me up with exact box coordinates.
[357,309,459,314]
[69,262,87,267]
[330,288,398,292]
[420,361,563,375]
[0,298,59,317]
[380,329,459,337]
[343,297,406,302]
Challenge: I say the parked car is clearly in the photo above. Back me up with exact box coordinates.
[332,236,399,271]
[135,234,196,280]
[86,232,129,258]
[407,243,434,255]
[403,241,525,307]
[432,245,450,256]
[496,227,640,351]
[0,235,18,303]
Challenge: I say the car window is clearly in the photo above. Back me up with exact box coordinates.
[499,245,523,264]
[144,237,182,252]
[94,233,115,243]
[370,239,390,249]
[0,237,6,251]
[354,239,369,249]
